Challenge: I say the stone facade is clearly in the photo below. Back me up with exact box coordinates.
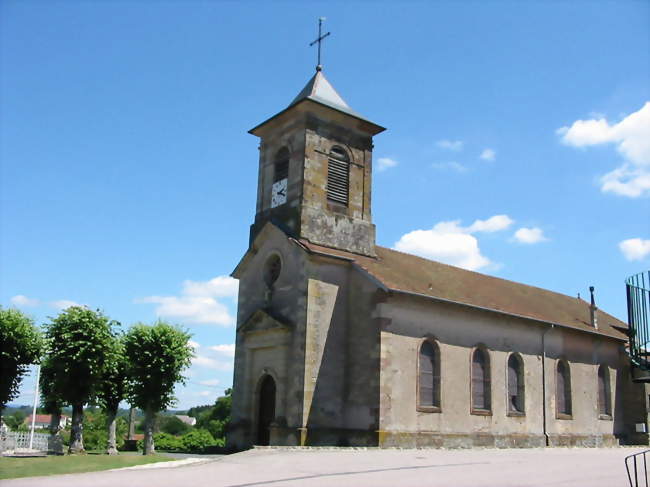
[226,70,649,451]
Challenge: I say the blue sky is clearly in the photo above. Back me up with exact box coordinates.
[2,1,648,410]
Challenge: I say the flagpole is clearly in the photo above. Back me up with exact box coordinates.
[29,365,41,450]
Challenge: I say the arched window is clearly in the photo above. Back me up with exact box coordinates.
[471,347,491,412]
[598,365,611,417]
[327,146,349,205]
[418,340,441,410]
[556,360,572,417]
[274,147,289,183]
[507,354,525,414]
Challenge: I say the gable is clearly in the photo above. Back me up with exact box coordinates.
[238,309,291,335]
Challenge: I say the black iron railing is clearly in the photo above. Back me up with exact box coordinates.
[626,449,650,487]
[627,271,650,371]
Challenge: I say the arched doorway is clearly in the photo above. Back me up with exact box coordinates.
[257,375,276,445]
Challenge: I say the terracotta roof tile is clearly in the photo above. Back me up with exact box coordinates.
[298,240,628,341]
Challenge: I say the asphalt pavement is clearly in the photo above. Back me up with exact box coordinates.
[2,446,641,487]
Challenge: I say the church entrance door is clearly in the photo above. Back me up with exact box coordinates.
[257,375,276,445]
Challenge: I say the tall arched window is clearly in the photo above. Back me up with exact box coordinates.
[274,147,289,182]
[598,365,611,417]
[556,360,572,417]
[327,146,349,205]
[471,347,491,412]
[418,340,441,410]
[507,354,525,414]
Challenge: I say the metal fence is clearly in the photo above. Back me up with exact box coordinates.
[626,449,650,487]
[627,271,650,371]
[0,431,49,453]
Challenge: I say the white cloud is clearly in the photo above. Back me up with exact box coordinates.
[377,157,398,172]
[557,102,650,197]
[432,161,467,173]
[467,215,514,233]
[198,390,212,397]
[619,238,650,261]
[208,344,236,357]
[136,275,238,326]
[437,139,464,151]
[480,148,496,161]
[393,215,514,271]
[182,276,238,300]
[513,227,548,244]
[600,165,650,198]
[192,355,232,371]
[198,379,220,387]
[188,340,200,350]
[10,295,40,307]
[51,300,82,310]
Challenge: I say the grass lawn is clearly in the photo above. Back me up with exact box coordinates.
[0,452,174,480]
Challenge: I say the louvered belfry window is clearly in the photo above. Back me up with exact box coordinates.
[557,360,572,416]
[598,365,611,416]
[274,147,289,182]
[471,348,491,411]
[327,146,349,205]
[419,341,441,408]
[507,354,525,413]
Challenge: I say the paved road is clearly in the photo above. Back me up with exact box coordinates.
[3,447,641,487]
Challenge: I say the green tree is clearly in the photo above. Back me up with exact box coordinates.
[0,307,43,412]
[124,321,193,455]
[195,389,231,440]
[4,410,27,431]
[40,357,67,453]
[158,415,190,436]
[96,333,128,455]
[43,307,117,453]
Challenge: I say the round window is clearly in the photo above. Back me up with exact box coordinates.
[263,254,282,287]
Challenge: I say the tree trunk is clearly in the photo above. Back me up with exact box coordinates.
[68,403,85,454]
[128,407,136,440]
[143,408,156,455]
[106,407,118,455]
[49,410,61,436]
[48,409,63,455]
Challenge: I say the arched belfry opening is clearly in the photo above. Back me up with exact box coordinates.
[257,375,276,445]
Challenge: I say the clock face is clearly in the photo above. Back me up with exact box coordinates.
[271,178,287,208]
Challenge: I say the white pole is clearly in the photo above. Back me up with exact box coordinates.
[29,365,41,450]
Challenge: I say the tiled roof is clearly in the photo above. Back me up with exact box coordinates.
[297,240,628,341]
[25,414,68,424]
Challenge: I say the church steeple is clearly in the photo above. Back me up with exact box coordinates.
[248,70,385,256]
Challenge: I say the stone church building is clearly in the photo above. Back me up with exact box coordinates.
[227,68,648,450]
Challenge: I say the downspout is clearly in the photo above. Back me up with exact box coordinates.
[542,324,555,447]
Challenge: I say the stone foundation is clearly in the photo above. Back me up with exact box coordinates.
[266,428,622,449]
[378,431,546,448]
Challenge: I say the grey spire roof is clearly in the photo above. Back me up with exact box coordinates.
[288,70,371,122]
[249,69,385,135]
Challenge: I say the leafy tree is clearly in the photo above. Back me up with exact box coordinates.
[124,321,193,455]
[159,415,190,436]
[195,389,232,440]
[96,333,128,454]
[4,410,27,431]
[0,307,43,412]
[82,410,128,451]
[187,404,213,418]
[43,307,117,453]
[40,357,67,454]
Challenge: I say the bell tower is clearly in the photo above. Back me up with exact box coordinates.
[248,68,385,256]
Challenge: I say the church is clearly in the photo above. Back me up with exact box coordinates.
[226,65,649,450]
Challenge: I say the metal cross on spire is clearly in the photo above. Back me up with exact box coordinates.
[309,17,331,72]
